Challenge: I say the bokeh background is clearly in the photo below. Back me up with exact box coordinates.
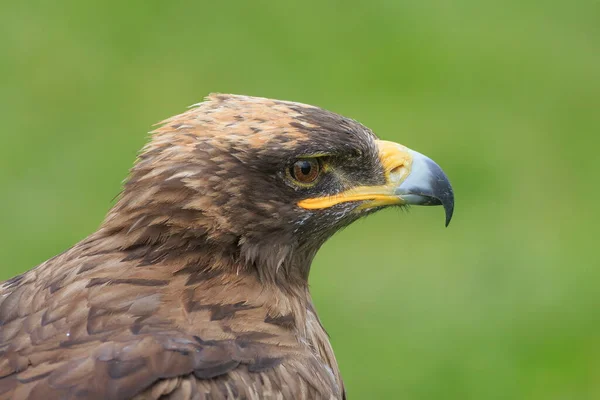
[1,1,599,398]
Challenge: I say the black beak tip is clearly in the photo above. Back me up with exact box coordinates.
[428,188,454,227]
[425,159,455,227]
[444,199,454,227]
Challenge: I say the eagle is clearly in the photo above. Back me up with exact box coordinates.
[0,94,454,400]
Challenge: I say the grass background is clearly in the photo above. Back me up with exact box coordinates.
[1,1,599,398]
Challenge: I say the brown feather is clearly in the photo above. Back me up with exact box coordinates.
[1,95,358,399]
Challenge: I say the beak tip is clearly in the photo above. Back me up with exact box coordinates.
[443,190,454,227]
[425,159,454,228]
[445,211,453,227]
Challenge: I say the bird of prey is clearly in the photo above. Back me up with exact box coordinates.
[0,94,454,400]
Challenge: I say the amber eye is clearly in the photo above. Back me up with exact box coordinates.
[289,159,320,185]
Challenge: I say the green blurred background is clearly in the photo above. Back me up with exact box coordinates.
[1,1,599,398]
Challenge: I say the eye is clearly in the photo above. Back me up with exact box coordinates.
[289,158,321,185]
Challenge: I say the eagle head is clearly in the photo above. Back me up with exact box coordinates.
[102,94,454,284]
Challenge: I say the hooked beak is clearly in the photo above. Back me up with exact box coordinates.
[297,140,455,226]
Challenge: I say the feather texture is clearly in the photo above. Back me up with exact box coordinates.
[1,94,367,399]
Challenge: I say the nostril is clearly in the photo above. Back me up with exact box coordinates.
[390,165,403,175]
[388,165,406,182]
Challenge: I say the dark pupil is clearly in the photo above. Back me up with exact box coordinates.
[299,161,312,176]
